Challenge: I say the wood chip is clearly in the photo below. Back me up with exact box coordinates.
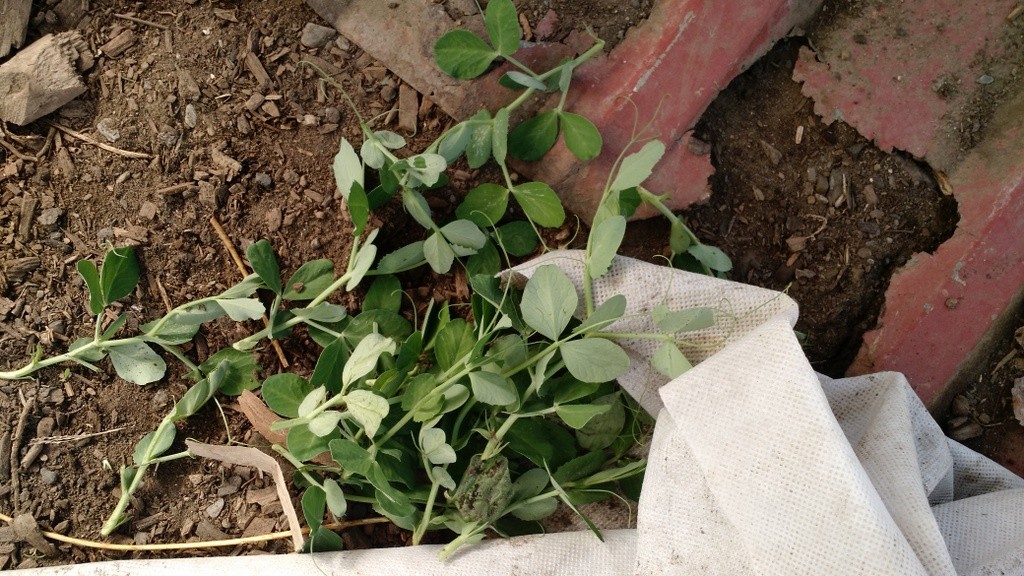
[0,0,32,58]
[210,148,242,181]
[245,52,272,90]
[100,29,135,58]
[398,83,418,133]
[0,32,90,125]
[17,197,36,240]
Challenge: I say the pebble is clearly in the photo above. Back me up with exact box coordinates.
[255,172,273,189]
[96,118,120,142]
[265,207,282,232]
[139,201,158,220]
[184,104,198,128]
[759,140,782,166]
[283,169,300,185]
[37,207,63,227]
[380,84,397,102]
[976,74,994,85]
[324,107,341,124]
[39,467,58,485]
[862,184,878,205]
[856,247,873,259]
[300,23,337,49]
[157,124,179,147]
[205,497,225,518]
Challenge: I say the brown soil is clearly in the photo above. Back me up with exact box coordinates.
[0,0,1011,569]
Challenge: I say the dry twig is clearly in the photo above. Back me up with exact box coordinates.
[47,122,153,160]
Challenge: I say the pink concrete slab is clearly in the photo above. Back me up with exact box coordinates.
[793,0,1019,172]
[848,88,1024,415]
[307,0,822,222]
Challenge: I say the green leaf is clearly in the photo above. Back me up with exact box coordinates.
[588,215,625,278]
[246,240,282,295]
[521,265,577,340]
[491,221,536,257]
[348,182,370,237]
[420,427,456,465]
[373,130,406,149]
[469,371,517,406]
[561,338,629,383]
[343,310,412,347]
[434,29,497,79]
[361,139,386,170]
[511,182,565,228]
[511,497,558,521]
[302,486,326,531]
[503,71,546,90]
[133,425,176,465]
[575,294,626,333]
[577,459,646,487]
[196,348,259,395]
[377,241,425,274]
[552,379,602,405]
[506,418,576,468]
[484,0,520,56]
[374,482,417,518]
[172,361,228,420]
[364,275,403,313]
[618,188,642,217]
[323,479,347,517]
[401,188,435,230]
[333,138,363,200]
[433,466,457,491]
[466,110,493,169]
[291,303,347,323]
[435,319,475,371]
[508,110,559,162]
[611,140,665,192]
[576,393,625,450]
[343,333,396,390]
[214,297,265,321]
[438,121,473,163]
[306,525,345,553]
[344,389,389,438]
[309,411,343,437]
[559,112,602,161]
[512,468,550,500]
[218,274,263,299]
[403,153,447,188]
[329,439,373,476]
[486,334,528,370]
[76,259,103,315]
[69,337,105,363]
[553,451,605,483]
[100,247,141,306]
[457,183,508,228]
[547,473,602,540]
[287,423,339,462]
[346,239,377,291]
[298,387,327,418]
[262,373,313,418]
[100,312,129,340]
[441,220,487,251]
[669,221,691,254]
[652,341,692,378]
[687,244,733,272]
[107,342,166,385]
[652,305,715,333]
[555,403,612,429]
[423,231,455,274]
[492,107,510,166]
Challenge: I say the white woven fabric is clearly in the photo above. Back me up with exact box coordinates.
[24,252,1024,576]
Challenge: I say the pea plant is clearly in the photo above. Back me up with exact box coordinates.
[0,0,732,556]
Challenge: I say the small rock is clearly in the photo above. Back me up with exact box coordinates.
[39,468,58,485]
[283,169,300,185]
[949,420,983,441]
[265,207,282,232]
[139,201,158,220]
[184,104,198,128]
[759,140,782,166]
[535,9,559,40]
[197,181,226,210]
[255,173,273,189]
[786,236,807,252]
[862,184,878,205]
[177,69,202,102]
[96,118,120,142]
[857,221,881,237]
[976,74,994,85]
[856,247,873,259]
[157,124,179,147]
[815,175,829,195]
[380,84,397,102]
[37,207,63,227]
[950,394,972,416]
[324,107,341,124]
[205,497,225,519]
[300,23,337,49]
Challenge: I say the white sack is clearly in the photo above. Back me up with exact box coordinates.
[23,251,1024,576]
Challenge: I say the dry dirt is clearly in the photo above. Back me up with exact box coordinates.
[0,0,1014,569]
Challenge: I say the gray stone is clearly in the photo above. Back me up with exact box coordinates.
[255,172,272,188]
[300,23,337,49]
[184,104,198,128]
[96,117,120,142]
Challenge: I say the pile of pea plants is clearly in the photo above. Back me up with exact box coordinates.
[0,0,732,557]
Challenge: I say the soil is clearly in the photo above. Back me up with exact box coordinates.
[0,0,1013,569]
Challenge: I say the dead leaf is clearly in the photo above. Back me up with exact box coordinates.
[210,148,242,181]
[185,440,303,551]
[212,8,238,22]
[237,390,335,466]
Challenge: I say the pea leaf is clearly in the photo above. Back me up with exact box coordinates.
[687,244,733,272]
[506,418,576,468]
[552,379,602,405]
[588,215,625,279]
[520,265,576,340]
[377,241,425,274]
[302,486,326,531]
[364,275,403,313]
[343,333,396,390]
[575,294,626,333]
[484,0,520,56]
[652,341,692,378]
[420,427,457,465]
[511,182,565,227]
[424,231,456,274]
[511,497,558,521]
[553,451,606,483]
[492,107,510,166]
[329,439,373,476]
[512,468,550,500]
[348,181,370,237]
[310,337,348,394]
[195,347,259,395]
[438,121,473,163]
[560,338,629,383]
[610,140,665,192]
[434,29,497,80]
[494,221,539,257]
[469,371,518,406]
[76,260,103,315]
[457,183,508,227]
[282,259,335,301]
[502,71,546,90]
[669,221,691,254]
[345,390,389,438]
[435,319,475,371]
[262,373,313,418]
[100,247,141,306]
[651,305,715,333]
[576,393,625,450]
[559,112,602,161]
[323,479,347,517]
[555,403,612,429]
[246,240,281,295]
[466,110,493,169]
[373,130,406,149]
[309,411,343,437]
[133,426,176,465]
[402,188,435,230]
[509,110,559,161]
[440,219,487,251]
[107,342,166,385]
[214,298,265,322]
[333,137,363,200]
[288,421,340,462]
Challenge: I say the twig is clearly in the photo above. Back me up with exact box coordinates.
[209,216,289,369]
[47,122,153,160]
[34,127,56,161]
[0,512,389,552]
[28,426,127,447]
[113,12,169,30]
[155,276,173,313]
[0,138,35,162]
[10,391,36,515]
[155,183,196,195]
